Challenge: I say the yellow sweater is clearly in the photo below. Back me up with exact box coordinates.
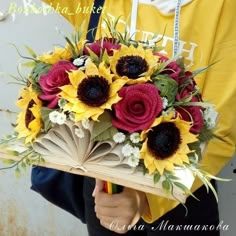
[43,0,236,223]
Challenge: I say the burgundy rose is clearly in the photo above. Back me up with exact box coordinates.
[112,84,163,133]
[176,72,200,102]
[176,105,204,134]
[84,38,121,57]
[155,52,182,82]
[39,61,77,108]
[176,73,204,134]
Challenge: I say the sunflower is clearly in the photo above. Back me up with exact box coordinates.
[140,113,198,175]
[110,44,158,84]
[60,60,126,121]
[37,40,85,64]
[15,85,42,144]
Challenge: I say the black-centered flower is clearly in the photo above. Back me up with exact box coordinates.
[116,55,148,79]
[147,122,181,160]
[111,44,158,84]
[77,76,109,107]
[140,114,198,174]
[60,61,126,121]
[15,85,42,143]
[25,100,36,128]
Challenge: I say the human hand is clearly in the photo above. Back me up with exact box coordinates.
[92,179,149,234]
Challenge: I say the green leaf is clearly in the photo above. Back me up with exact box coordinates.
[40,107,53,132]
[166,174,180,181]
[162,180,171,194]
[93,126,118,142]
[65,36,77,58]
[85,46,100,64]
[198,125,215,143]
[153,172,161,184]
[142,166,148,176]
[21,161,27,172]
[102,50,110,66]
[2,159,17,165]
[174,181,199,201]
[91,112,118,141]
[31,62,51,83]
[24,45,37,58]
[22,61,36,68]
[192,60,220,77]
[154,76,178,104]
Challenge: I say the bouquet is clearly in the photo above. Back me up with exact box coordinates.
[0,18,221,202]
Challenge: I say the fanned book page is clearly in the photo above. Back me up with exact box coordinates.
[32,121,194,202]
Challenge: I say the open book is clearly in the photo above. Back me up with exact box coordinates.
[31,120,194,202]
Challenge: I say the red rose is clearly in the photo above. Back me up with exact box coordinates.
[84,38,121,57]
[112,84,163,133]
[155,52,182,82]
[39,61,77,108]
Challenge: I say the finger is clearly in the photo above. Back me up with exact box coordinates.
[95,204,118,218]
[94,191,122,207]
[92,179,104,197]
[95,179,105,191]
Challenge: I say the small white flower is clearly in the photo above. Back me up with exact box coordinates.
[56,112,67,125]
[81,119,90,129]
[132,147,140,158]
[75,128,85,138]
[130,133,140,144]
[203,105,218,129]
[127,154,140,167]
[122,144,134,157]
[161,97,168,109]
[113,132,126,143]
[73,58,85,67]
[49,111,60,123]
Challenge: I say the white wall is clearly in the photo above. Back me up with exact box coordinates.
[0,0,88,235]
[0,1,235,236]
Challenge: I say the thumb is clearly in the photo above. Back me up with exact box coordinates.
[92,179,104,197]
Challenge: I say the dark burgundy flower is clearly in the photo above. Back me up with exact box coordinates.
[84,38,120,57]
[176,73,204,134]
[155,52,182,82]
[176,105,204,134]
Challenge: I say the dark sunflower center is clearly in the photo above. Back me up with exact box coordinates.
[25,100,36,129]
[147,122,181,160]
[77,76,109,107]
[116,55,148,79]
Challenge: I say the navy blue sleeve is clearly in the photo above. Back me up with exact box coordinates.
[31,166,86,223]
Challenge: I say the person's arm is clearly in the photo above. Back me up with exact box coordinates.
[31,166,86,222]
